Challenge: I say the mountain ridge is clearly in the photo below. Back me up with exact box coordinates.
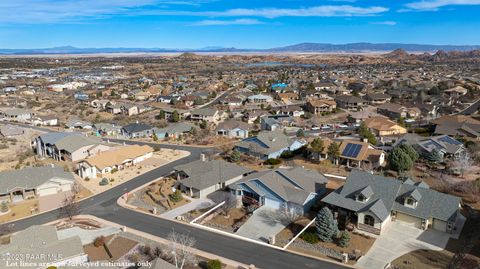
[1,42,480,55]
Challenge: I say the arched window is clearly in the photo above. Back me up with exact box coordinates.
[364,215,375,226]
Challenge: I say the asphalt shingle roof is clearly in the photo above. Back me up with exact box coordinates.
[322,170,461,222]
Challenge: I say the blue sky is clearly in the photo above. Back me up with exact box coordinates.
[1,0,480,48]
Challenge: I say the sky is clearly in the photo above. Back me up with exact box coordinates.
[1,0,480,49]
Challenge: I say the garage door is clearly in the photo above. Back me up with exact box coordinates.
[396,213,422,229]
[433,219,447,232]
[37,187,58,196]
[264,198,283,210]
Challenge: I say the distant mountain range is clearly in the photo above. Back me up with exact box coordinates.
[1,43,480,55]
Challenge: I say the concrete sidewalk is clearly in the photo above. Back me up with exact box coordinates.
[57,226,121,245]
[160,198,215,220]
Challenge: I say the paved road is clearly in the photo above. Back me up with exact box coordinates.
[4,122,347,269]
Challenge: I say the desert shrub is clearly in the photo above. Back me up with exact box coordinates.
[337,231,351,247]
[300,229,319,244]
[99,178,109,186]
[264,158,281,165]
[93,236,105,247]
[207,259,222,269]
[169,190,183,202]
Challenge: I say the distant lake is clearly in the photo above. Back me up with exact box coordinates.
[243,61,324,68]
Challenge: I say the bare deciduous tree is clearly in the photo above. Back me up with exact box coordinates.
[58,193,80,220]
[453,152,474,178]
[165,230,197,269]
[278,203,303,224]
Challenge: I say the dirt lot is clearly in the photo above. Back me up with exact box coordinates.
[0,126,44,170]
[80,149,189,194]
[0,199,39,223]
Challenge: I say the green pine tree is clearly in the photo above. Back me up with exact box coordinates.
[316,207,339,242]
[337,231,351,247]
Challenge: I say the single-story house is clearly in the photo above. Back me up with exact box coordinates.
[66,118,93,130]
[78,145,153,179]
[31,115,58,126]
[363,117,407,137]
[322,170,462,235]
[235,131,307,160]
[174,159,253,198]
[121,123,154,138]
[260,115,294,131]
[0,108,34,122]
[247,94,274,103]
[230,167,328,213]
[154,122,194,139]
[0,225,87,268]
[377,103,420,120]
[93,122,122,136]
[0,166,75,204]
[432,115,480,139]
[216,120,251,139]
[337,140,385,168]
[393,133,465,160]
[190,108,227,123]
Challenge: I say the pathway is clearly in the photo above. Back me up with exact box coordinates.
[159,197,215,220]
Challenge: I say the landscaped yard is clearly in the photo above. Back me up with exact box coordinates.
[128,177,191,214]
[81,149,189,194]
[276,217,375,264]
[203,207,251,232]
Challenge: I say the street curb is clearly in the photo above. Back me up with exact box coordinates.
[117,196,355,268]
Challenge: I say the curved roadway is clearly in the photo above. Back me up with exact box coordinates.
[5,125,347,269]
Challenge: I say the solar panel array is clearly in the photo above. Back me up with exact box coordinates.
[342,143,362,158]
[437,136,463,145]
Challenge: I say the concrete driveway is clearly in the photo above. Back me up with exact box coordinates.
[357,222,451,269]
[236,207,288,243]
[159,198,214,220]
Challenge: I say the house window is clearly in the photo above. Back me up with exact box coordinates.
[364,215,375,226]
[357,194,366,202]
[405,197,416,207]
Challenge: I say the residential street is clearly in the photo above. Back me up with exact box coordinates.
[4,127,348,269]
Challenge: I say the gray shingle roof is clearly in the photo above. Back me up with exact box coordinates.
[235,131,295,156]
[232,167,328,205]
[0,166,74,194]
[174,159,252,190]
[322,170,461,222]
[0,225,85,269]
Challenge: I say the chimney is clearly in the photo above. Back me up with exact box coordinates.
[200,153,206,162]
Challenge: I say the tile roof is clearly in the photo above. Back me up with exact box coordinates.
[83,145,153,170]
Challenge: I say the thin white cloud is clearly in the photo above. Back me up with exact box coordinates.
[0,1,389,24]
[370,21,397,26]
[0,0,211,23]
[191,18,263,26]
[150,5,389,18]
[405,0,480,11]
